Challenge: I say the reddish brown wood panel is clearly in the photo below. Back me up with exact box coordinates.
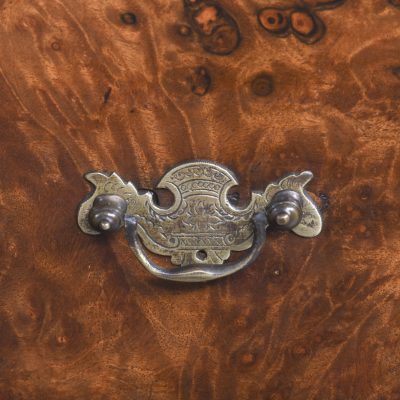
[1,0,400,399]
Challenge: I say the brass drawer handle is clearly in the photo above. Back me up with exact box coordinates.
[124,213,267,282]
[77,161,323,282]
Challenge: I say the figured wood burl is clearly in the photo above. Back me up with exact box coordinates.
[0,0,400,399]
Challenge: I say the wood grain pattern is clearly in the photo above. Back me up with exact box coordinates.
[0,0,400,399]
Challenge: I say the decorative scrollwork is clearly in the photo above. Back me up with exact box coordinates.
[78,161,322,267]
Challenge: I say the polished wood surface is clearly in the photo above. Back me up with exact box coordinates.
[1,0,400,399]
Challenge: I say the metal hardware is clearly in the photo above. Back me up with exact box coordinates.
[89,194,127,232]
[266,190,302,230]
[77,160,323,282]
[124,213,267,282]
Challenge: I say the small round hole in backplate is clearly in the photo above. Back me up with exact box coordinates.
[196,250,207,261]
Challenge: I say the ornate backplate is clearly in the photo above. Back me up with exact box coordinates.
[78,161,322,266]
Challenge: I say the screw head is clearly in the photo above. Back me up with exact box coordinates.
[275,212,290,226]
[99,220,111,231]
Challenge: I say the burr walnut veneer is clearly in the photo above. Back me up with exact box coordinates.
[0,0,400,399]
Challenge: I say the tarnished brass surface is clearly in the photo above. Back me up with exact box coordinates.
[1,0,400,398]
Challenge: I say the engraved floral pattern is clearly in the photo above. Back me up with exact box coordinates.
[78,162,321,266]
